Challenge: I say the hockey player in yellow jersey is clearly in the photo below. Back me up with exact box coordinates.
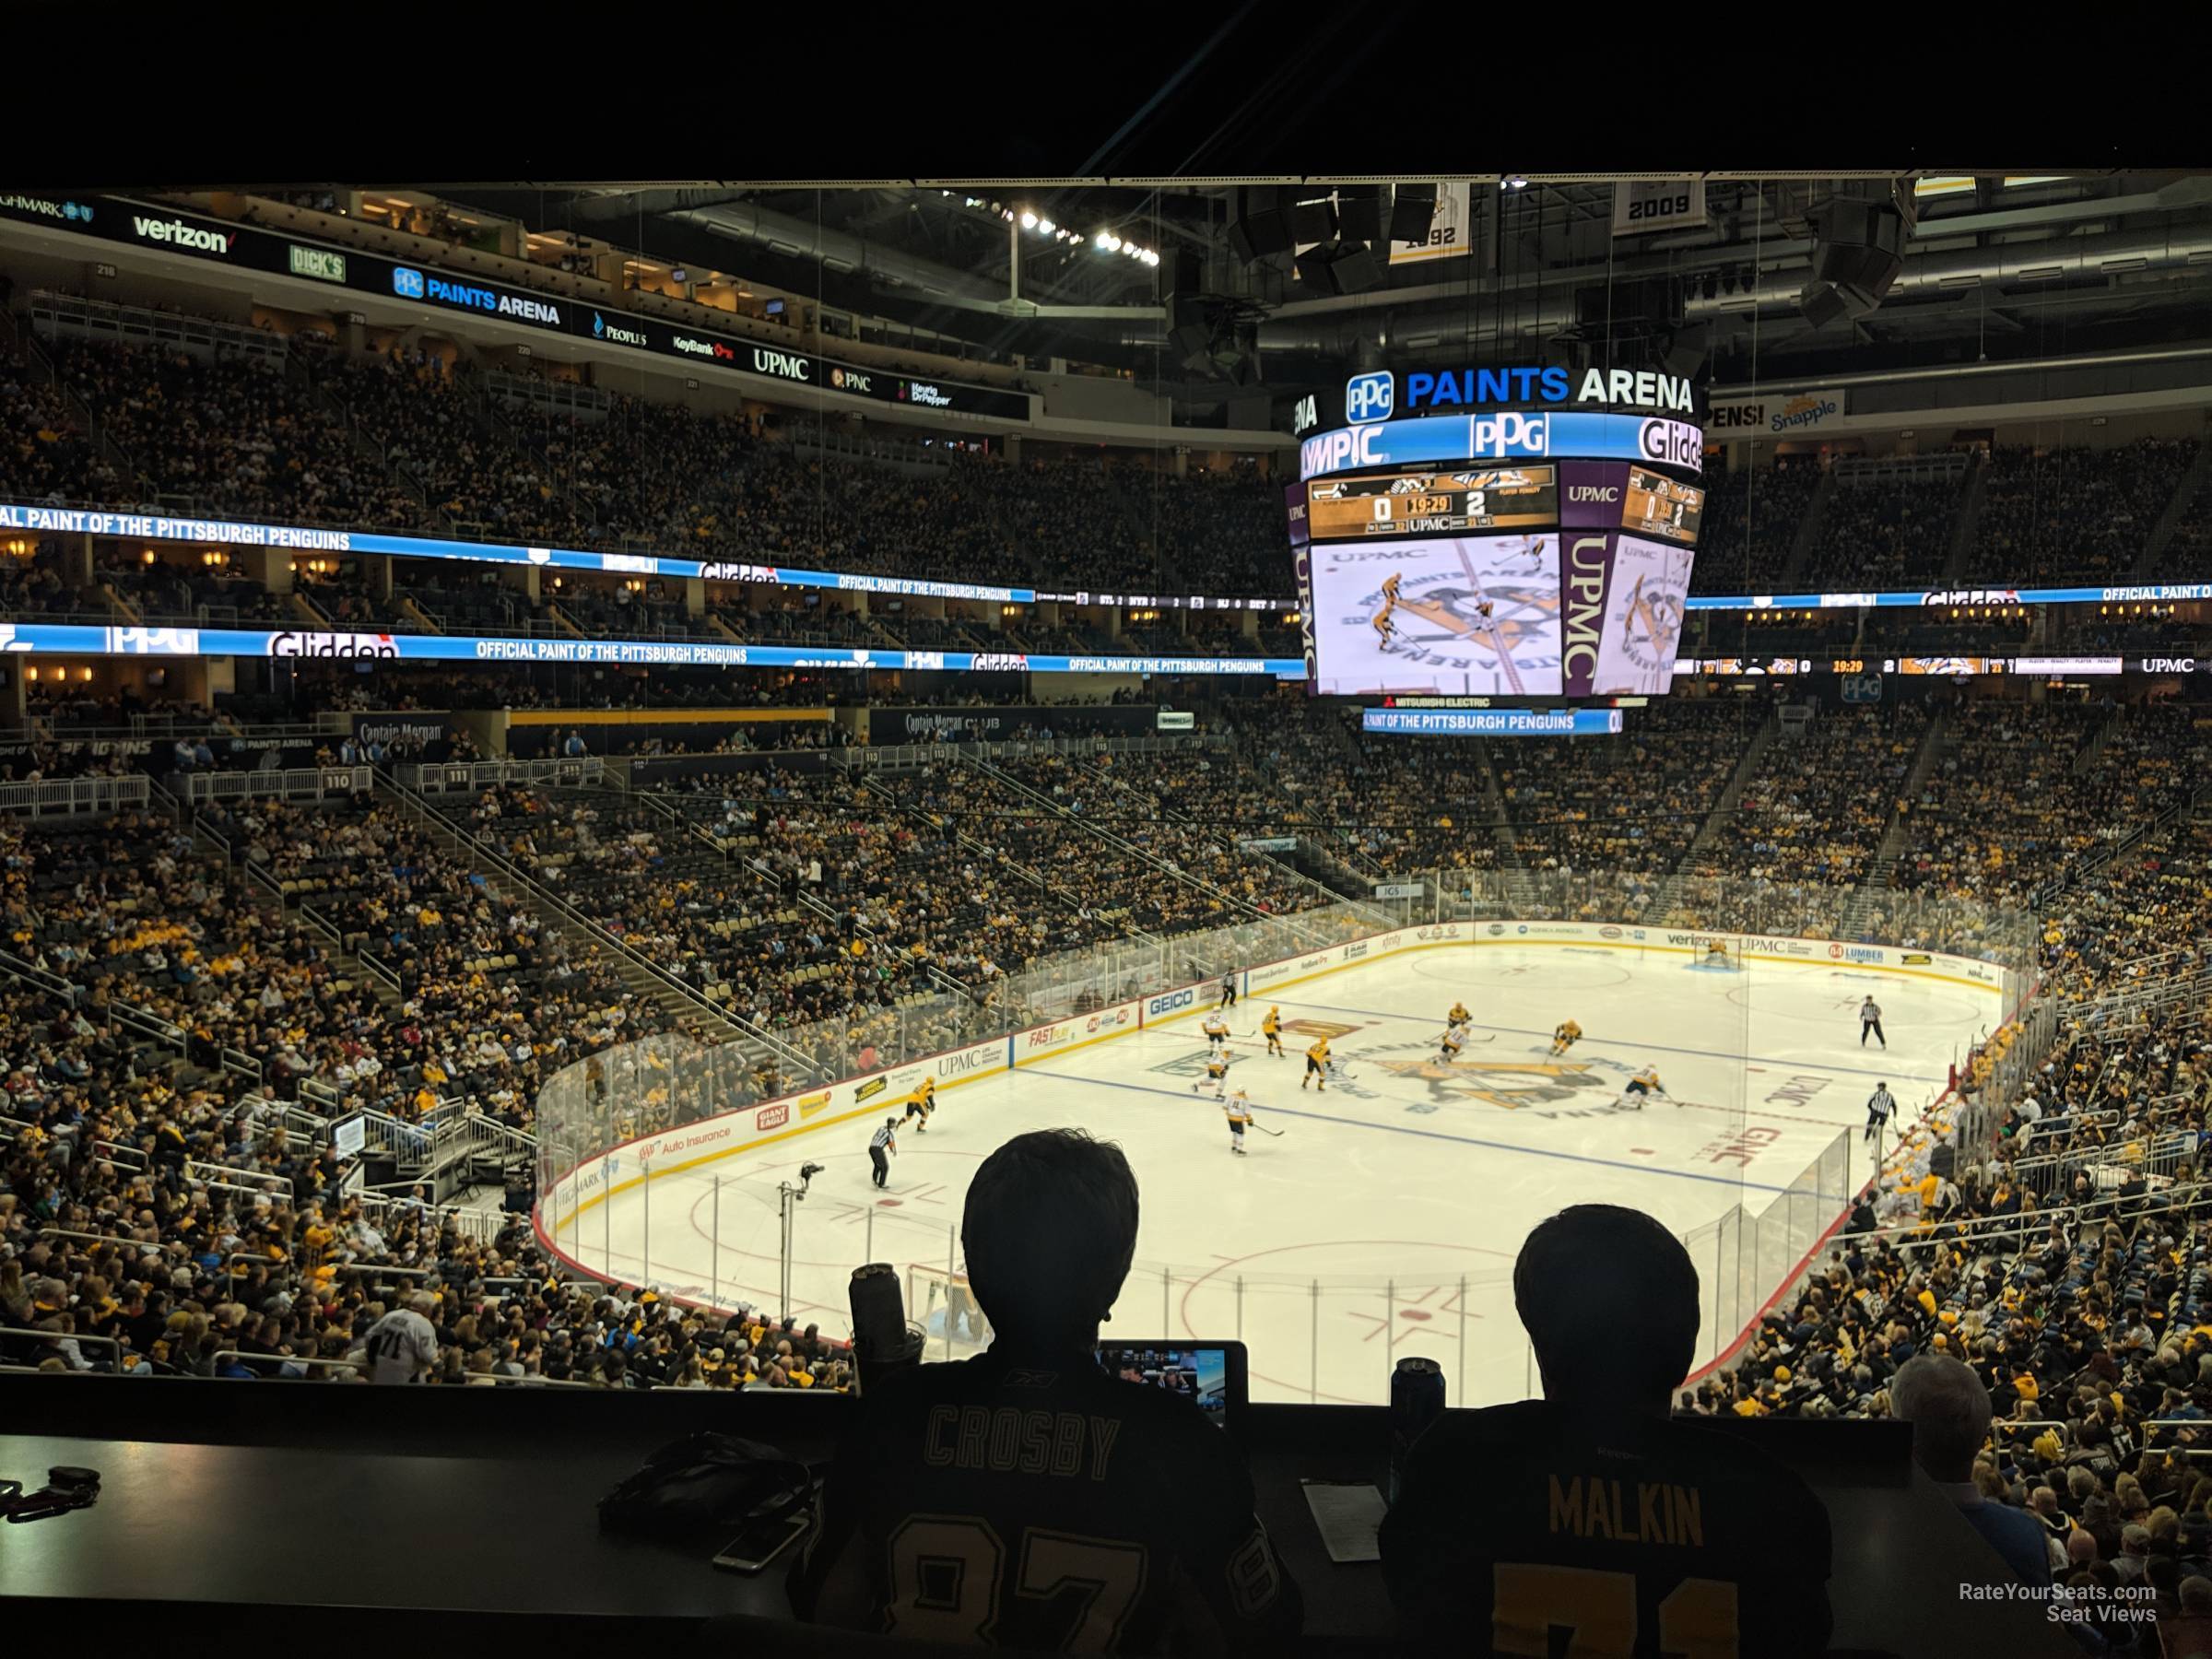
[1260,1006,1284,1056]
[1447,1000,1471,1028]
[901,1075,936,1133]
[1301,1036,1331,1091]
[1548,1018,1583,1058]
[1618,1065,1664,1111]
[1222,1088,1255,1156]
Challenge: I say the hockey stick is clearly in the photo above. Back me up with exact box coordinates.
[1251,1123,1285,1137]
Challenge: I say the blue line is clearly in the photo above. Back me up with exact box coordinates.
[1065,1072,1793,1194]
[1281,996,1947,1086]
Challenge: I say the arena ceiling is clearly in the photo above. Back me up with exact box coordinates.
[424,173,2212,406]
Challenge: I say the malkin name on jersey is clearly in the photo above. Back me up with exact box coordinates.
[1549,1473,1706,1547]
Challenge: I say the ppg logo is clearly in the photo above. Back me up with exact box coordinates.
[1346,371,1394,423]
[392,266,426,300]
[1469,412,1548,458]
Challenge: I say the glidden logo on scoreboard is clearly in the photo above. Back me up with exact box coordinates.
[1637,418,1703,470]
[269,631,400,658]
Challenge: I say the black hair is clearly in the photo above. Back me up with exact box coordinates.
[961,1130,1139,1351]
[1514,1205,1700,1404]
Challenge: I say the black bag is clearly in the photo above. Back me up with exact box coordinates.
[595,1431,812,1541]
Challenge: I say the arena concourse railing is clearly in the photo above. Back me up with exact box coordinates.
[178,765,375,805]
[394,757,606,794]
[533,873,2042,1406]
[0,775,150,818]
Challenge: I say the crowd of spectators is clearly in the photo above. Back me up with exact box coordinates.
[1966,438,2200,583]
[14,313,1301,597]
[1,347,121,505]
[1679,805,2212,1643]
[1799,472,1967,591]
[51,338,414,527]
[325,350,594,546]
[1895,704,2207,906]
[1702,703,1932,894]
[1493,700,1752,902]
[1695,457,1825,590]
[0,781,859,1388]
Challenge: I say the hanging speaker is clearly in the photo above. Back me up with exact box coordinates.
[1388,184,1438,243]
[1287,192,1337,244]
[1228,185,1290,261]
[1336,185,1383,242]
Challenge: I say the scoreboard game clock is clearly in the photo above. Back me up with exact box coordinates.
[1621,465,1704,545]
[1306,466,1559,538]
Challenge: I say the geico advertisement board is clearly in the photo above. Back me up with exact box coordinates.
[1142,984,1206,1023]
[1018,1001,1140,1063]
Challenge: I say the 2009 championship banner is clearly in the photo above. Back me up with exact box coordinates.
[0,623,1309,678]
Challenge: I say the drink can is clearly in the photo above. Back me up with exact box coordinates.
[1388,1356,1445,1505]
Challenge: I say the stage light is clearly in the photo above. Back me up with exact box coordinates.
[1037,218,1054,235]
[1020,211,1038,229]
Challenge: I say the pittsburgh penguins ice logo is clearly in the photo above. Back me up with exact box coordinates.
[1618,571,1687,676]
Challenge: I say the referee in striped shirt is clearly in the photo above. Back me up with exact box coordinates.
[869,1117,898,1188]
[1865,1083,1896,1149]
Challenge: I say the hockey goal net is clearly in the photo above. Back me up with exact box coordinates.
[1700,936,1744,971]
[905,1265,993,1354]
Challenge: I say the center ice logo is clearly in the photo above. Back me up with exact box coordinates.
[1371,1054,1614,1114]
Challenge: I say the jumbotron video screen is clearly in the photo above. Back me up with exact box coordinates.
[1294,460,1703,699]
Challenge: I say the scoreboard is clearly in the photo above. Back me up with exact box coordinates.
[1621,465,1703,546]
[1305,465,1558,539]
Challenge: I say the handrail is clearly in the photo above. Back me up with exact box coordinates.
[210,1349,364,1379]
[1846,1180,2212,1251]
[88,1137,149,1170]
[0,1325,123,1368]
[181,766,374,805]
[0,774,152,818]
[0,946,76,1000]
[35,1226,139,1247]
[185,1159,290,1195]
[111,1000,187,1055]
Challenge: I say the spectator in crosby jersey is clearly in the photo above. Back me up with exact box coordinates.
[792,1129,1299,1653]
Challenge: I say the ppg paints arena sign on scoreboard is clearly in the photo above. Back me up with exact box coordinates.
[1300,411,1704,480]
[1294,363,1702,473]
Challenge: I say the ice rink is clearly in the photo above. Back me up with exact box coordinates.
[563,944,2000,1406]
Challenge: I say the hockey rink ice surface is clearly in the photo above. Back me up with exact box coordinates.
[574,947,1996,1406]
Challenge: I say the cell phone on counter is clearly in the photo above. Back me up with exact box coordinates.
[711,1501,813,1574]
